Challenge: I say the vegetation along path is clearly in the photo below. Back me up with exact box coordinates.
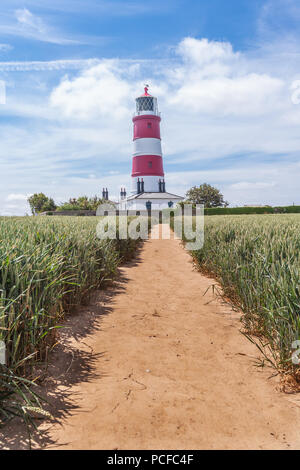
[3,225,300,449]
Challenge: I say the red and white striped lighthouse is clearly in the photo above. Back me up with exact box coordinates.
[131,85,165,194]
[116,85,183,211]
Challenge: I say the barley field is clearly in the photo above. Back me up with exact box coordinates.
[0,216,140,424]
[173,213,300,371]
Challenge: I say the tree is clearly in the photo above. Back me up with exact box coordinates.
[42,197,57,212]
[185,183,229,208]
[28,193,57,214]
[58,195,109,211]
[77,196,90,210]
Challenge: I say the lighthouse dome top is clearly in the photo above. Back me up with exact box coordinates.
[135,85,159,116]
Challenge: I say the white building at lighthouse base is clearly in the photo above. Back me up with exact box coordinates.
[118,191,183,211]
[116,86,184,212]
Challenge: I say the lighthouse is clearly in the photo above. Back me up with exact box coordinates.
[131,85,164,194]
[118,86,183,211]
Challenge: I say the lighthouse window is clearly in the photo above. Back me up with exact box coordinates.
[147,122,152,128]
[136,96,154,112]
[148,161,152,168]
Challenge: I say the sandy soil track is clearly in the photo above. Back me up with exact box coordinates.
[2,227,300,449]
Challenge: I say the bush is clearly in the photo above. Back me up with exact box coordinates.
[202,206,300,216]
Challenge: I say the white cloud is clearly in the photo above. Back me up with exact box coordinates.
[15,8,44,33]
[229,181,276,190]
[4,0,174,16]
[165,162,300,207]
[0,43,12,52]
[0,8,83,45]
[169,73,283,116]
[166,38,284,116]
[1,194,32,216]
[6,193,31,201]
[0,58,101,72]
[50,61,134,120]
[177,37,239,67]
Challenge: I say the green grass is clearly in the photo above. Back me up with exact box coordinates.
[0,216,142,426]
[172,214,300,373]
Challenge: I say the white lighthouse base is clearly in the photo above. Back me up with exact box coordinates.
[118,192,184,211]
[131,175,162,194]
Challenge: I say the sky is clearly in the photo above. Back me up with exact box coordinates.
[0,0,300,215]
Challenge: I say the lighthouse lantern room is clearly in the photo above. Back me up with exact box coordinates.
[118,86,183,211]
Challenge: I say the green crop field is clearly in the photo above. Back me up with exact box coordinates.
[1,213,300,428]
[172,213,300,372]
[0,216,141,425]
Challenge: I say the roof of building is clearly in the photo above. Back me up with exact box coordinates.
[126,192,184,201]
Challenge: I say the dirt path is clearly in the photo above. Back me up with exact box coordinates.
[2,227,300,449]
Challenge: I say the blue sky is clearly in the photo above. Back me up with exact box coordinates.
[0,0,300,214]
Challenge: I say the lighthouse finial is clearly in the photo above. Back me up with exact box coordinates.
[144,84,149,95]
